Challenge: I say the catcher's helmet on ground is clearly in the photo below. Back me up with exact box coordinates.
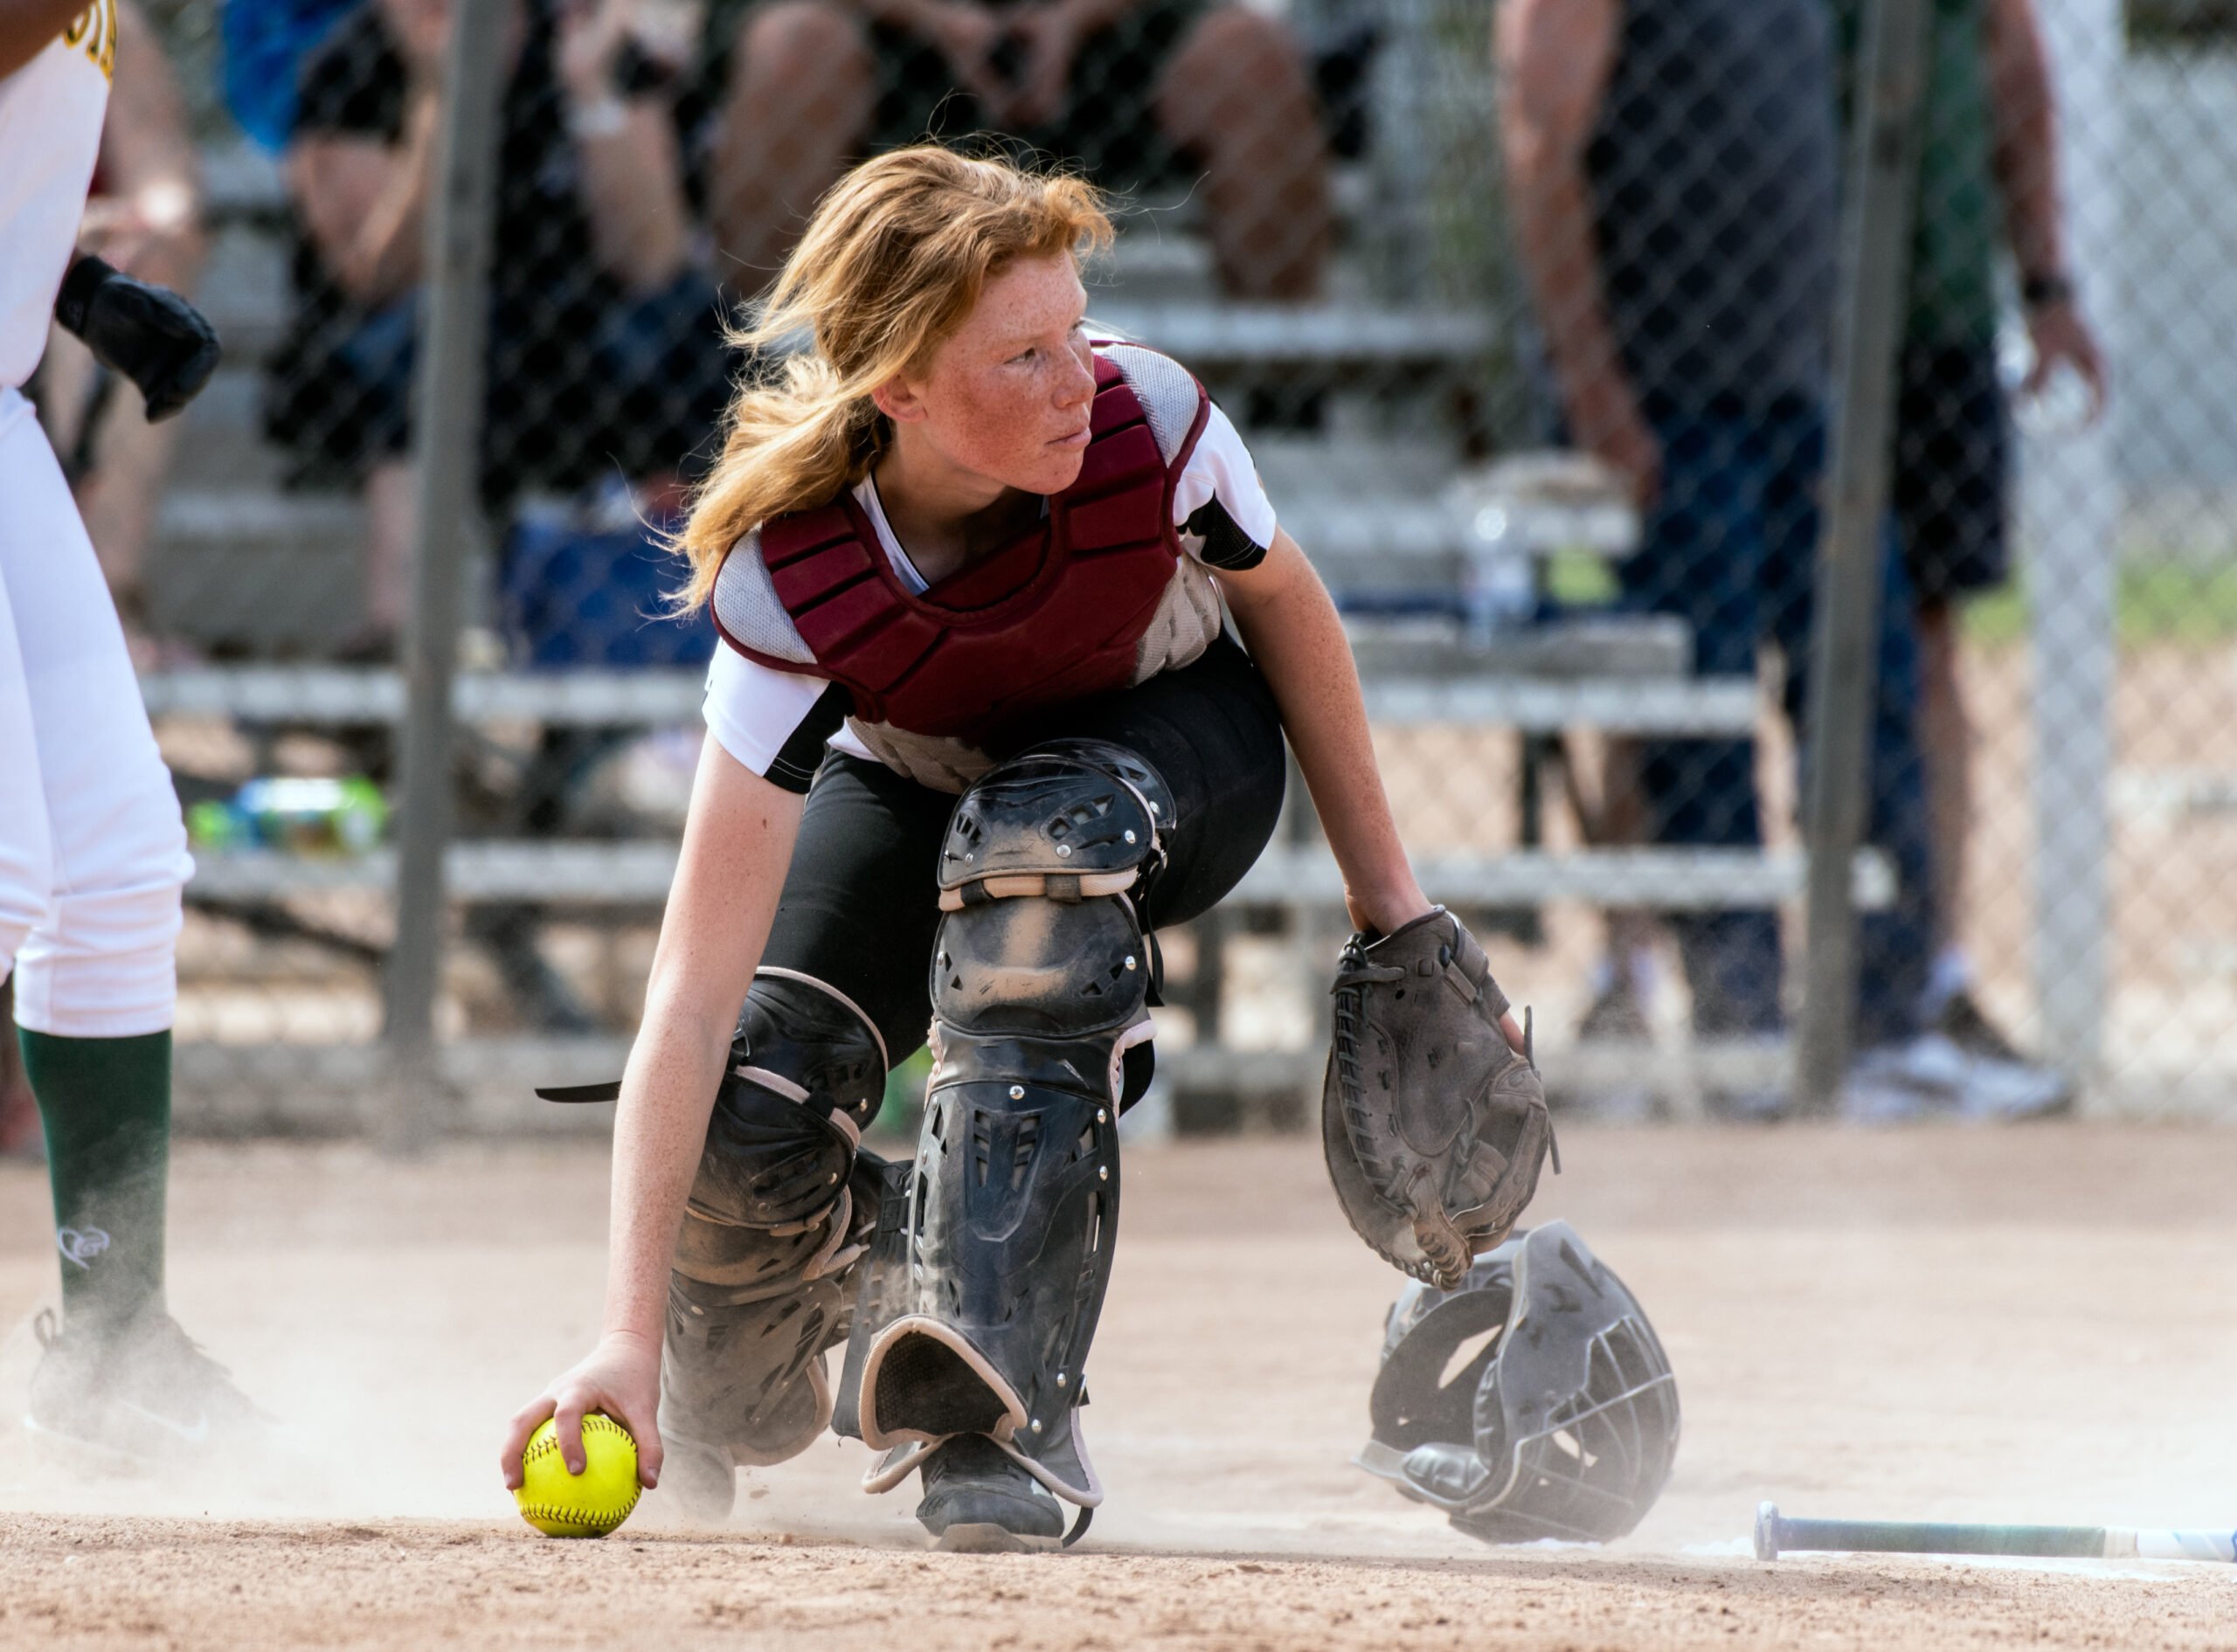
[1355,1220,1679,1544]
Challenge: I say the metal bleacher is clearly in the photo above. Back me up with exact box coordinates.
[151,80,1835,1127]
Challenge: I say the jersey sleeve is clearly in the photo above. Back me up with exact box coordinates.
[1173,402,1278,572]
[703,646,850,794]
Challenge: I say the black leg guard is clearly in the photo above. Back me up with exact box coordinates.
[845,742,1171,1519]
[659,970,888,1517]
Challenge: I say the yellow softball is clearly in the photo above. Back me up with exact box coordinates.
[514,1414,641,1538]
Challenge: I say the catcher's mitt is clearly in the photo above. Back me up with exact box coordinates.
[1321,908,1555,1288]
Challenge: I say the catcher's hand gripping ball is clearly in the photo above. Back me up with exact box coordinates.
[514,1414,641,1538]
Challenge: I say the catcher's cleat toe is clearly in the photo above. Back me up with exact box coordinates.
[915,1434,1064,1549]
[654,1430,738,1524]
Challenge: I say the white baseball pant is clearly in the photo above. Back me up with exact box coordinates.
[0,385,191,1036]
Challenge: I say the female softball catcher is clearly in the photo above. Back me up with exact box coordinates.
[502,145,1552,1549]
[2,1,251,1463]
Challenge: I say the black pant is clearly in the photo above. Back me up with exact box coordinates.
[761,637,1289,1072]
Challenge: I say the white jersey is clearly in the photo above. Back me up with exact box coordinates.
[0,2,114,391]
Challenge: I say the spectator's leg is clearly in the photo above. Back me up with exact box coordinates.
[73,387,189,647]
[1915,597,1967,957]
[706,2,876,294]
[1854,536,1935,1050]
[1625,411,1780,1039]
[1763,405,1933,1053]
[1892,339,2010,1011]
[1153,5,1329,301]
[1562,730,1658,1034]
[0,978,37,1158]
[362,457,416,644]
[292,294,419,656]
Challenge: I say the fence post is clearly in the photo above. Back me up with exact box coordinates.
[380,3,506,1150]
[1795,0,1929,1112]
[2025,0,2119,1101]
[1369,0,1436,301]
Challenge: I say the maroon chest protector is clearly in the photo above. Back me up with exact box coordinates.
[715,356,1207,743]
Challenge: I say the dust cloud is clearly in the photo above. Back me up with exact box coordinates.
[2,1126,2234,1648]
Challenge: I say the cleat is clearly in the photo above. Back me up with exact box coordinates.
[915,1434,1063,1550]
[24,1307,269,1471]
[1576,974,1652,1045]
[1933,990,2028,1066]
[1842,1033,2074,1123]
[1561,970,1659,1120]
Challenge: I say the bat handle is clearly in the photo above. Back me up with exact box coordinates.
[1757,1503,2237,1564]
[1755,1501,1783,1561]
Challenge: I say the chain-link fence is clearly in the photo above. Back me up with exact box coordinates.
[16,0,2236,1137]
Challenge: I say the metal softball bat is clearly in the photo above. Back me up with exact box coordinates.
[1755,1502,2237,1564]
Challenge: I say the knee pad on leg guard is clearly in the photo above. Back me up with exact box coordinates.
[848,742,1169,1510]
[663,970,887,1469]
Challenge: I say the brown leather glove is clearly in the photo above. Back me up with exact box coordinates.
[1321,908,1555,1288]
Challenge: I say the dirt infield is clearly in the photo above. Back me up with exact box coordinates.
[3,1125,2234,1649]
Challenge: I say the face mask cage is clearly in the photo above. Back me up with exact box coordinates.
[1364,1224,1681,1545]
[1462,1309,1681,1544]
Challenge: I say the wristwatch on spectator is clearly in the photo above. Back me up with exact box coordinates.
[2021,270,2074,310]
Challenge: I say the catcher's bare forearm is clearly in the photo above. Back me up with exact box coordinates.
[601,743,801,1348]
[1221,529,1429,933]
[603,998,731,1345]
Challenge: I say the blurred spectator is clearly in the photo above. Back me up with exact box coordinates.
[695,0,1330,299]
[1497,0,2017,1115]
[31,0,205,667]
[267,0,731,653]
[0,979,35,1159]
[222,0,357,152]
[1833,0,2105,1065]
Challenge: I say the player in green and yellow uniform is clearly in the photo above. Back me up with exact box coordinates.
[2,0,258,1466]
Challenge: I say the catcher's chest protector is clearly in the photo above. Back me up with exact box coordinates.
[716,355,1208,743]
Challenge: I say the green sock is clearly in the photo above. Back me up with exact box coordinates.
[17,1028,171,1334]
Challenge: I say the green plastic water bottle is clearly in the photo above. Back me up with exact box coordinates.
[187,777,388,855]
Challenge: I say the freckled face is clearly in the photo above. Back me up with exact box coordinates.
[904,254,1098,497]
